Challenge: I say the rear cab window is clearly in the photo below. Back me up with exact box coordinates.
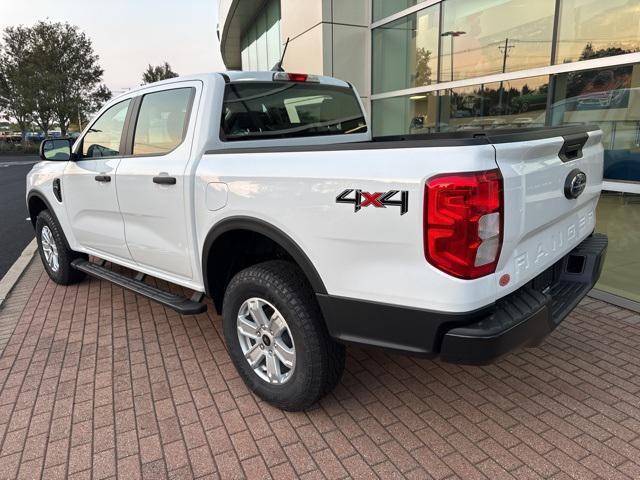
[220,81,367,141]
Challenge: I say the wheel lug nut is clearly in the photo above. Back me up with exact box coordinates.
[260,345,264,350]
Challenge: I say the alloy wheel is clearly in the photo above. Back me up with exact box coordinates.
[41,226,60,272]
[236,297,296,384]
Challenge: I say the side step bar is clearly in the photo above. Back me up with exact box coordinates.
[71,259,207,315]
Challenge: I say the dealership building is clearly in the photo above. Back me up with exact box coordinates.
[219,0,640,308]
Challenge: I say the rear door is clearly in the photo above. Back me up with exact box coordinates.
[65,98,133,260]
[492,127,604,293]
[115,83,199,280]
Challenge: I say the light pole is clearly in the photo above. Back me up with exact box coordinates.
[441,30,466,82]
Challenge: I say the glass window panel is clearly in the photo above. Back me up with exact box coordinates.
[266,0,281,68]
[372,93,438,136]
[221,82,366,141]
[550,63,640,183]
[556,0,640,64]
[440,0,555,82]
[133,88,192,156]
[82,99,130,158]
[373,0,419,23]
[241,36,249,70]
[240,0,281,71]
[372,4,440,94]
[595,192,640,303]
[438,75,549,131]
[256,10,268,71]
[247,24,257,70]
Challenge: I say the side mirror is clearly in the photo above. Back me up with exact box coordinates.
[40,138,73,161]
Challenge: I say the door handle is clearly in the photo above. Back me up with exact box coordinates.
[94,175,111,182]
[153,176,177,185]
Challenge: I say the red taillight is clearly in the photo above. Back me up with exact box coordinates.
[273,72,319,82]
[287,73,308,82]
[424,169,503,279]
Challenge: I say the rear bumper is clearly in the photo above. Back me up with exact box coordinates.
[319,233,607,364]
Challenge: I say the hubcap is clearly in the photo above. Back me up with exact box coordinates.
[237,298,295,384]
[41,226,59,272]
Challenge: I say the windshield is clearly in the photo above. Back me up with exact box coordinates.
[220,81,367,141]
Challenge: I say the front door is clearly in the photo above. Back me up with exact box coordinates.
[64,98,133,261]
[115,85,198,279]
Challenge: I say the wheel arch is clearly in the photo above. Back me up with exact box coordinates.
[27,190,55,229]
[202,216,327,313]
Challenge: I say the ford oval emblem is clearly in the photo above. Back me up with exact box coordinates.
[564,169,587,199]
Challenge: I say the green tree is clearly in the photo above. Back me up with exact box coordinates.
[0,21,110,138]
[142,62,178,84]
[414,48,433,87]
[0,26,36,141]
[28,21,111,136]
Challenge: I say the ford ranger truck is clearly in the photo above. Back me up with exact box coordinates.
[27,72,607,411]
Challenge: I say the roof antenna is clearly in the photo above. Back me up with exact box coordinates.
[271,37,290,72]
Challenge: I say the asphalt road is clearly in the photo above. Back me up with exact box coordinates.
[0,155,38,280]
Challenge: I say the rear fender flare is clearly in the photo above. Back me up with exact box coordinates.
[201,216,327,296]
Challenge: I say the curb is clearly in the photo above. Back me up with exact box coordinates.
[0,238,38,309]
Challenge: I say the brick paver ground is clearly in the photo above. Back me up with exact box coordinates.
[0,258,639,479]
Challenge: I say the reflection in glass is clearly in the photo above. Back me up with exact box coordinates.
[372,4,440,94]
[440,0,555,82]
[133,88,192,156]
[550,64,640,183]
[372,93,437,136]
[373,0,419,23]
[42,139,71,161]
[439,76,549,131]
[595,192,640,303]
[82,99,131,158]
[556,0,640,64]
[221,83,367,140]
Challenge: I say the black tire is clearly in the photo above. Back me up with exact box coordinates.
[222,260,345,411]
[35,209,86,285]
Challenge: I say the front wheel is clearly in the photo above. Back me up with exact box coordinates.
[35,209,86,285]
[222,261,345,411]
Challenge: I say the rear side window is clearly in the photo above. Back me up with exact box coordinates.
[132,87,194,156]
[221,82,366,141]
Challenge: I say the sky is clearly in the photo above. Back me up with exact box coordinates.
[0,0,226,94]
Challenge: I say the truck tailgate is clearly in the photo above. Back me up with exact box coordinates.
[491,127,604,296]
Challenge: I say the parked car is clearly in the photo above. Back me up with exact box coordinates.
[511,91,547,113]
[27,71,607,410]
[26,132,45,143]
[576,70,629,109]
[0,131,22,143]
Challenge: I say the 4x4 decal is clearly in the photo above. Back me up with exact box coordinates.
[336,189,409,215]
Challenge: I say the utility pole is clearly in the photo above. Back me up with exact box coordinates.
[497,38,515,111]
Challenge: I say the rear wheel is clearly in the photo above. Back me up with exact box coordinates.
[35,209,86,285]
[222,260,345,411]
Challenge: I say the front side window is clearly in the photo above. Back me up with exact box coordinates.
[221,82,366,141]
[82,99,131,158]
[132,88,193,156]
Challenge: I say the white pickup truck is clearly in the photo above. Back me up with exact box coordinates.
[27,71,607,410]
